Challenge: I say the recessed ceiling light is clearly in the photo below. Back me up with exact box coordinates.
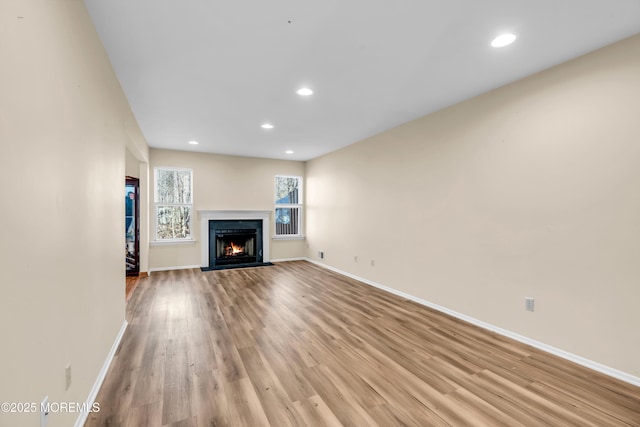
[296,87,313,96]
[491,33,517,48]
[285,150,294,154]
[188,140,199,145]
[261,123,274,129]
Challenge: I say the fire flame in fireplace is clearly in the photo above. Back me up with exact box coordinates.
[224,242,245,256]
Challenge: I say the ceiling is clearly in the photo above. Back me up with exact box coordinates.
[84,0,640,161]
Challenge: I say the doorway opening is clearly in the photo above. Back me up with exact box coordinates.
[126,177,140,276]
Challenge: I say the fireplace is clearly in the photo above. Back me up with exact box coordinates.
[215,228,257,265]
[209,219,263,268]
[199,210,271,270]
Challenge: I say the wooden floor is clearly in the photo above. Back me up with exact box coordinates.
[125,275,140,302]
[87,261,640,426]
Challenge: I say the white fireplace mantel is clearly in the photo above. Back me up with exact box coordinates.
[198,210,271,267]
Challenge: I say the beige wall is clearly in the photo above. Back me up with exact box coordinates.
[0,1,146,426]
[125,148,140,178]
[149,149,306,270]
[306,35,640,377]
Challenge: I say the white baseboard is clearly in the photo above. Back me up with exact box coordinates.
[271,257,306,262]
[75,320,128,427]
[149,264,202,274]
[305,259,640,388]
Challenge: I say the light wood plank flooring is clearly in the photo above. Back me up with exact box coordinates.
[86,261,640,426]
[125,275,140,303]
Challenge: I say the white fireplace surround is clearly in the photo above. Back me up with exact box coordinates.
[198,210,271,267]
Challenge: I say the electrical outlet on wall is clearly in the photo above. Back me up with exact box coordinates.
[318,251,324,259]
[525,297,535,312]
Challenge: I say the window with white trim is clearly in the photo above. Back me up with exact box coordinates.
[274,175,302,236]
[154,167,193,241]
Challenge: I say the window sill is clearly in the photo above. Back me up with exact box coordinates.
[272,235,306,241]
[150,239,196,246]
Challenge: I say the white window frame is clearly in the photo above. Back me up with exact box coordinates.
[274,175,303,238]
[153,167,194,242]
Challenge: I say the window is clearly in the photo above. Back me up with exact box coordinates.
[154,167,193,241]
[274,175,302,236]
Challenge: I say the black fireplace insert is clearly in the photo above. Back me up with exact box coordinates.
[215,228,257,265]
[208,220,264,269]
